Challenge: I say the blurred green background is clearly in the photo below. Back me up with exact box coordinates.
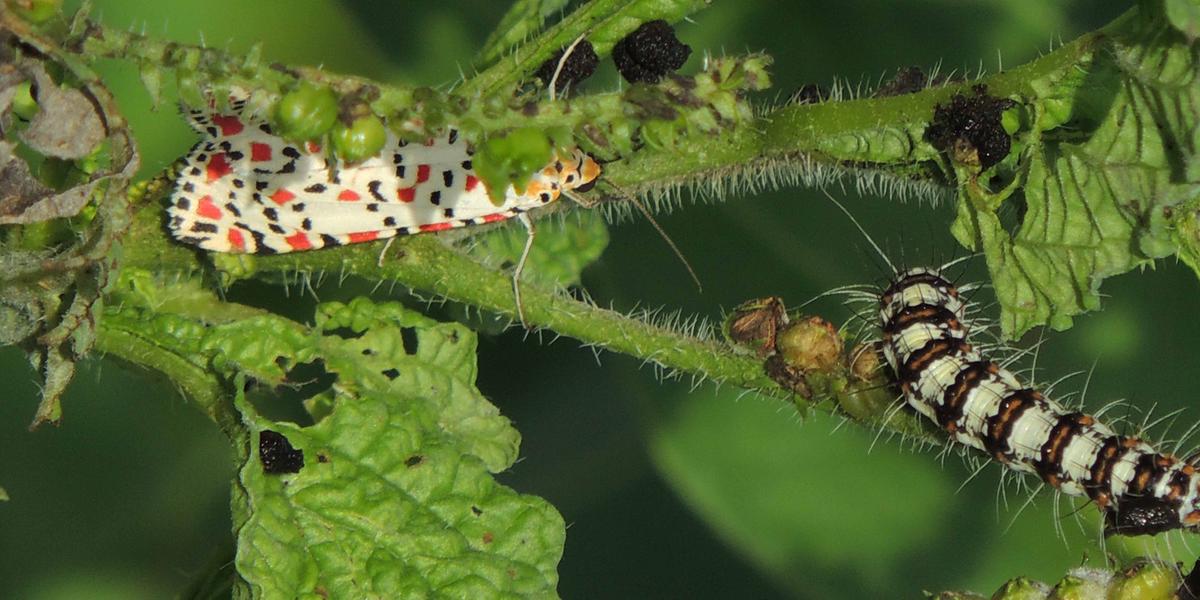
[4,1,1198,598]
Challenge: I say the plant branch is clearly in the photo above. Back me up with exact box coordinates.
[83,6,1147,446]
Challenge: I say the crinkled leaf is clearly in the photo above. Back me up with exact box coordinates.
[0,243,122,427]
[230,299,563,599]
[466,210,610,290]
[311,299,522,471]
[0,140,99,223]
[953,15,1200,337]
[18,62,105,160]
[0,251,48,344]
[0,34,138,426]
[101,279,566,598]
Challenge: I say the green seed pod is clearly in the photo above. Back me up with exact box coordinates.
[1108,562,1175,600]
[274,84,339,142]
[331,115,387,162]
[988,577,1048,600]
[776,315,843,373]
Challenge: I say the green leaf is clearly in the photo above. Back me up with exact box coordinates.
[466,210,610,290]
[476,0,572,69]
[100,275,566,597]
[232,298,565,598]
[312,299,523,470]
[0,486,8,501]
[952,14,1200,337]
[1165,0,1200,40]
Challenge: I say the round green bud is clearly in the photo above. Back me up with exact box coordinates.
[331,115,387,162]
[274,84,339,142]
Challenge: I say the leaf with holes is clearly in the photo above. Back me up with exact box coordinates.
[952,14,1200,338]
[101,275,564,597]
[232,298,564,598]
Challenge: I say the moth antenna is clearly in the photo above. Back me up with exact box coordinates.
[569,184,702,293]
[549,32,588,102]
[820,188,896,274]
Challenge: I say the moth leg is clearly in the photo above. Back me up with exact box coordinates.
[513,213,536,329]
[377,237,396,268]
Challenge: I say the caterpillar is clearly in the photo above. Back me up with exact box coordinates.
[167,89,601,255]
[878,266,1200,535]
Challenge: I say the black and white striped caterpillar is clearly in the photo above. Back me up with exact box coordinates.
[879,266,1200,535]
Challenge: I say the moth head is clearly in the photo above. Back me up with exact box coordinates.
[559,148,601,193]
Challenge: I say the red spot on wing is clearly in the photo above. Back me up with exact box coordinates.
[481,213,508,223]
[211,115,244,136]
[250,142,272,162]
[196,195,223,220]
[418,222,455,233]
[206,153,233,183]
[398,187,415,203]
[284,232,313,251]
[416,164,430,183]
[227,228,246,250]
[305,141,321,154]
[347,231,380,243]
[465,175,480,192]
[338,190,361,202]
[270,189,296,205]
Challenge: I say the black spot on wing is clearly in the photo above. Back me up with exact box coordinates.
[367,181,389,202]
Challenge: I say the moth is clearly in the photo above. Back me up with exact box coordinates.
[168,91,601,255]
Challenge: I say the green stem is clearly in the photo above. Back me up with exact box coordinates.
[459,0,712,98]
[120,219,780,396]
[95,323,241,439]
